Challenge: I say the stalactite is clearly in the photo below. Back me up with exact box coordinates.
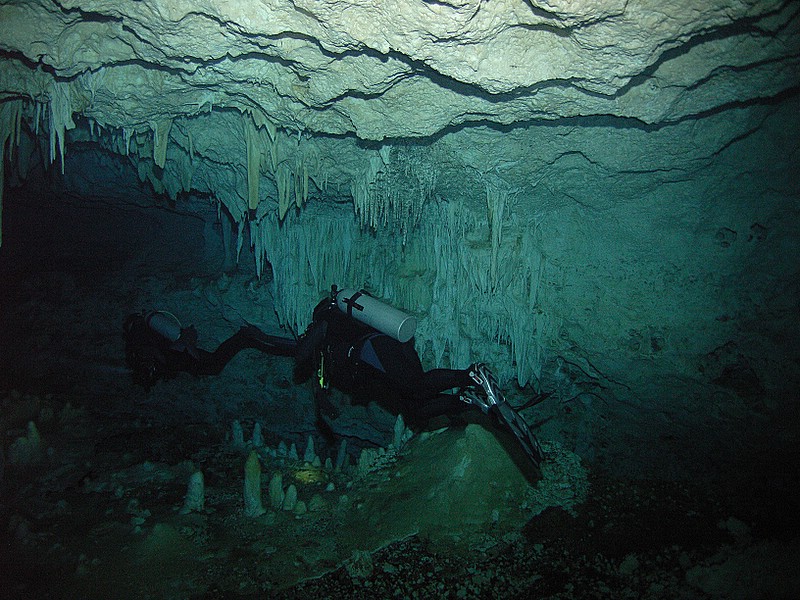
[0,99,20,247]
[485,179,510,292]
[264,119,277,143]
[123,127,132,156]
[236,219,245,262]
[238,151,550,387]
[298,162,308,209]
[244,116,261,212]
[247,108,277,144]
[276,164,292,220]
[34,102,42,136]
[267,135,278,173]
[293,159,303,210]
[283,202,545,384]
[0,99,22,158]
[48,81,75,174]
[152,118,172,169]
[178,148,193,193]
[396,199,552,386]
[351,153,384,231]
[250,218,267,279]
[350,148,437,243]
[249,204,354,332]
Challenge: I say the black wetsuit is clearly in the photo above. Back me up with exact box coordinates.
[124,302,471,419]
[295,299,474,422]
[123,312,296,390]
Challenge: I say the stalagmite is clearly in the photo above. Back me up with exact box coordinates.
[243,451,266,517]
[282,484,298,512]
[8,421,44,467]
[277,441,288,457]
[269,472,284,509]
[252,423,264,448]
[303,435,316,464]
[335,439,348,471]
[231,420,245,449]
[180,471,205,515]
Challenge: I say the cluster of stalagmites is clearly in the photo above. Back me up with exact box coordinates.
[180,415,414,519]
[1,390,84,482]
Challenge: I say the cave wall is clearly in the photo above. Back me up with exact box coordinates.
[1,0,798,475]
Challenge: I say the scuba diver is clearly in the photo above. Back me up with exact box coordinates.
[123,310,295,390]
[123,286,546,467]
[294,286,545,468]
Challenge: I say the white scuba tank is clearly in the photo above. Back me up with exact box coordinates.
[144,311,182,342]
[335,288,417,343]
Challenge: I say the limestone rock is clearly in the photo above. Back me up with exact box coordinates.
[0,0,796,481]
[343,423,537,551]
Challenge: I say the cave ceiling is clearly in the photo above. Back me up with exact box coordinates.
[1,0,797,137]
[0,0,797,232]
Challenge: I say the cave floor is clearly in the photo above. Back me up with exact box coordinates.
[2,383,799,600]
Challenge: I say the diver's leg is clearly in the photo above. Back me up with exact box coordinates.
[196,326,298,376]
[408,393,472,422]
[242,325,298,357]
[195,330,251,375]
[369,336,476,400]
[416,368,475,399]
[313,385,339,444]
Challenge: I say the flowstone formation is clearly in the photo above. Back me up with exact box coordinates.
[1,1,799,477]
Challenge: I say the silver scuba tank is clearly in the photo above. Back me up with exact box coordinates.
[336,288,417,343]
[144,311,182,342]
